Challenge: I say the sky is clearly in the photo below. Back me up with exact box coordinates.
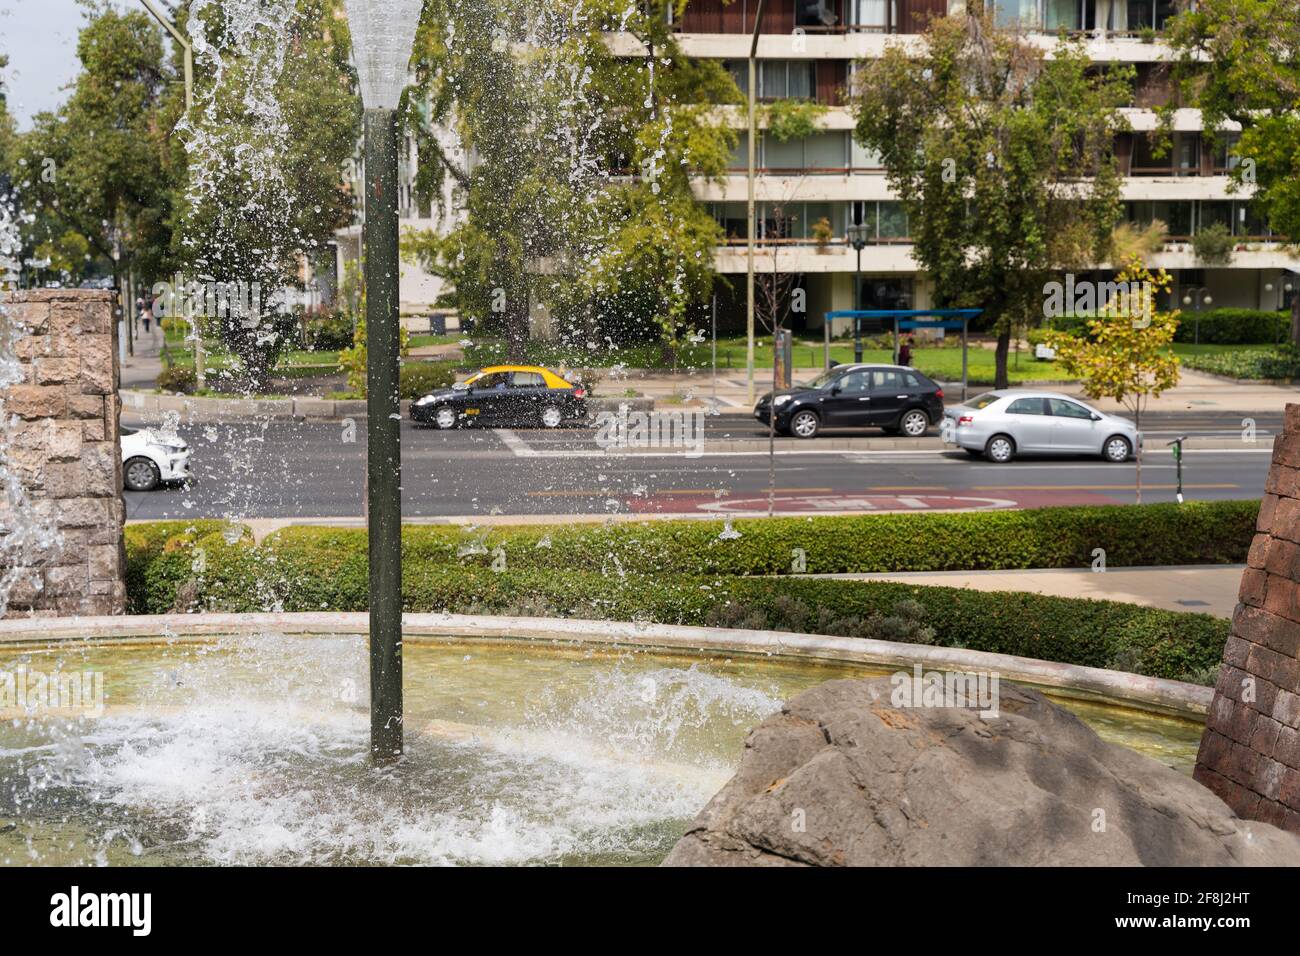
[1,0,112,129]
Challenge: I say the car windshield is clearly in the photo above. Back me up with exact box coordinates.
[802,369,842,389]
[966,393,1003,410]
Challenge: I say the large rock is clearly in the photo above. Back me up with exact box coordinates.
[663,678,1300,866]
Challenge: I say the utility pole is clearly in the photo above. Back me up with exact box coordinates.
[746,0,767,406]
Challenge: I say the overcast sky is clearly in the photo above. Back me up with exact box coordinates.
[1,0,115,129]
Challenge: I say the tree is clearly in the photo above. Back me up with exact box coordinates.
[1164,0,1300,342]
[16,7,177,300]
[175,0,359,388]
[1045,260,1181,503]
[402,0,736,361]
[852,6,1132,388]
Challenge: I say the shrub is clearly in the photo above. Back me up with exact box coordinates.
[1181,346,1300,380]
[400,361,457,399]
[1192,222,1234,266]
[156,365,197,394]
[1171,308,1289,345]
[307,311,354,351]
[121,522,1231,684]
[263,499,1259,578]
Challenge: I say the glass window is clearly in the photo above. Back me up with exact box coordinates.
[904,372,923,389]
[763,136,803,171]
[1044,0,1081,29]
[851,138,884,170]
[871,370,904,391]
[1048,398,1093,419]
[877,203,909,240]
[470,372,510,389]
[967,393,1001,409]
[849,0,889,30]
[1008,397,1047,415]
[511,372,546,388]
[805,133,847,170]
[837,370,871,393]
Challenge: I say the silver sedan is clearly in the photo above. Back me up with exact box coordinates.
[940,390,1139,463]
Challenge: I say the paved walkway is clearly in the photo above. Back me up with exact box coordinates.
[813,564,1245,618]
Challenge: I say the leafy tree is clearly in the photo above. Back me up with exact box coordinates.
[1164,0,1300,341]
[402,0,736,361]
[1045,260,1181,502]
[175,0,359,388]
[852,6,1132,388]
[16,7,177,297]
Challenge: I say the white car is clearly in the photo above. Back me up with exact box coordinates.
[121,426,192,491]
[940,390,1139,464]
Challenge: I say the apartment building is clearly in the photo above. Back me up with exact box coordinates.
[653,0,1297,334]
[365,1,1296,335]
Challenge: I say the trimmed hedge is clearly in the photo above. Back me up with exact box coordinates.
[260,500,1259,577]
[399,361,456,400]
[120,503,1247,684]
[1046,309,1288,345]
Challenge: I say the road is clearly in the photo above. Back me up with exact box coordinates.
[120,409,1278,522]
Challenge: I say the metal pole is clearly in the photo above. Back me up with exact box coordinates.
[711,293,717,410]
[746,0,767,406]
[961,317,969,402]
[364,108,403,762]
[823,314,831,369]
[853,246,862,363]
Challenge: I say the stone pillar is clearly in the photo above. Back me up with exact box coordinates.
[1194,403,1300,834]
[0,290,126,617]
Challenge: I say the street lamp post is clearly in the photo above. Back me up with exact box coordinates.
[343,0,424,763]
[845,223,868,363]
[1181,286,1213,345]
[746,0,767,406]
[139,0,203,388]
[1264,279,1295,344]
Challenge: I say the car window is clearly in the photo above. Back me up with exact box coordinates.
[511,372,546,388]
[1049,398,1093,419]
[836,370,870,394]
[804,368,840,389]
[968,393,1001,409]
[870,370,904,391]
[473,372,510,389]
[903,372,923,389]
[1007,397,1047,415]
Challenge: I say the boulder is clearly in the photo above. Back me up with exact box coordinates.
[663,678,1300,866]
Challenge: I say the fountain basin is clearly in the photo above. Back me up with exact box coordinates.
[0,613,1209,866]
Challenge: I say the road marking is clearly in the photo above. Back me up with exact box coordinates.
[971,483,1238,491]
[494,429,538,458]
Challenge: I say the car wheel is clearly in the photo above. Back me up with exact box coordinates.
[124,457,161,492]
[984,434,1015,463]
[789,409,820,439]
[1103,435,1132,463]
[539,405,563,428]
[434,407,457,430]
[900,409,929,437]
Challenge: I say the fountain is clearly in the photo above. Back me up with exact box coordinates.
[0,1,1268,868]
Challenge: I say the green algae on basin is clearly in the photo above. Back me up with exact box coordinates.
[0,634,1204,866]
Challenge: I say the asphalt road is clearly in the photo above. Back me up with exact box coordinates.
[120,409,1279,521]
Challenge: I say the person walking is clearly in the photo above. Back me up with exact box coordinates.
[898,334,913,367]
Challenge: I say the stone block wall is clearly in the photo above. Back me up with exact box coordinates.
[0,289,126,617]
[1194,403,1300,834]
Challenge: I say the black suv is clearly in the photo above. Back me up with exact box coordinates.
[754,364,945,439]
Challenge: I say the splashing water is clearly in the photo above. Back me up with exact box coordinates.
[0,191,63,615]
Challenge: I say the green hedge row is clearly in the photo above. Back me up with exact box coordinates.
[259,500,1258,577]
[1044,309,1288,345]
[122,529,1228,683]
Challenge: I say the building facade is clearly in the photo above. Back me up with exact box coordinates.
[646,0,1297,334]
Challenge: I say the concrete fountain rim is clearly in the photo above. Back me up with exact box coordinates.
[0,611,1211,718]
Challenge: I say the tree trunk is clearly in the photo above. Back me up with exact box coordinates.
[994,326,1011,389]
[505,292,530,363]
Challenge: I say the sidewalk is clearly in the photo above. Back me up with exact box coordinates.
[812,564,1245,618]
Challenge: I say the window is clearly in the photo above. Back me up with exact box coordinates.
[1048,399,1093,419]
[837,371,871,393]
[1008,397,1047,415]
[871,370,905,391]
[471,372,510,389]
[969,393,1001,410]
[904,372,923,389]
[511,372,546,388]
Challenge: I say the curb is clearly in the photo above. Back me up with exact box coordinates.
[0,612,1212,718]
[121,389,654,422]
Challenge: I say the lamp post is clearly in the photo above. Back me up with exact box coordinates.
[138,0,203,387]
[1264,279,1295,344]
[845,223,868,363]
[746,0,767,406]
[343,0,423,763]
[1181,286,1212,345]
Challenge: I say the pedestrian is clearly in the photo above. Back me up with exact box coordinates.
[141,297,153,335]
[899,334,913,367]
